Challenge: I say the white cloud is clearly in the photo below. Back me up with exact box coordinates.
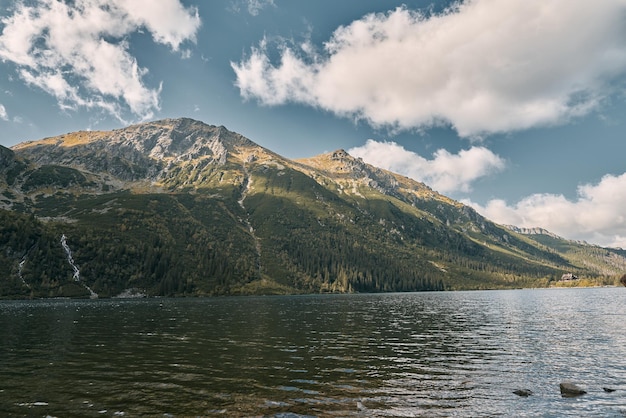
[0,0,200,120]
[0,103,7,120]
[466,172,626,248]
[116,1,200,50]
[230,0,276,16]
[247,0,275,16]
[233,1,626,137]
[349,139,505,193]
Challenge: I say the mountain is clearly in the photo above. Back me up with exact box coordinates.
[1,118,624,298]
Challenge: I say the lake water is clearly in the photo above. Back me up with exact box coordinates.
[1,288,625,417]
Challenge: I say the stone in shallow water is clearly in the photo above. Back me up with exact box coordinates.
[603,387,616,393]
[513,389,532,397]
[560,382,587,397]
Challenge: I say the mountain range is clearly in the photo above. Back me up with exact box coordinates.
[1,118,625,298]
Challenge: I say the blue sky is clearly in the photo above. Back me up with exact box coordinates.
[1,0,626,248]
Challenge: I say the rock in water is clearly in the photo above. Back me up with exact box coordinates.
[603,387,616,393]
[560,382,587,397]
[513,389,532,397]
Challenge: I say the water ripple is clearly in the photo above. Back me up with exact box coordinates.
[0,288,625,416]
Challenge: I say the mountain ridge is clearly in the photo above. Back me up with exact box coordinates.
[1,118,624,298]
[504,225,564,240]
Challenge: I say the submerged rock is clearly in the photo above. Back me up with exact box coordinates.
[603,387,616,393]
[513,389,533,397]
[560,382,587,397]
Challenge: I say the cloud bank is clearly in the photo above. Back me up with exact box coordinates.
[233,0,626,137]
[0,0,201,120]
[349,140,505,194]
[466,173,626,248]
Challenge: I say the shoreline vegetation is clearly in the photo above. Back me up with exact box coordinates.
[1,278,624,301]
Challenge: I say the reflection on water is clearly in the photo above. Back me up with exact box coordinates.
[1,288,625,417]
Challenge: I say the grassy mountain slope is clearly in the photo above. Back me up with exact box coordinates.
[1,119,623,298]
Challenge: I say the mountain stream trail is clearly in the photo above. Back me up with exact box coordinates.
[60,234,98,299]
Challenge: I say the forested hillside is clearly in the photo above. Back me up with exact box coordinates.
[0,119,623,298]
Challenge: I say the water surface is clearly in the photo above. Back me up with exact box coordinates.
[1,288,625,416]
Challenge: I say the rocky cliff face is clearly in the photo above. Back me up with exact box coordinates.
[295,148,456,207]
[504,225,562,239]
[296,149,405,196]
[12,118,261,183]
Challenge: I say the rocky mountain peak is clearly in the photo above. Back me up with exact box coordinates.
[295,149,410,199]
[330,149,350,159]
[11,118,264,182]
[298,149,368,175]
[101,118,255,162]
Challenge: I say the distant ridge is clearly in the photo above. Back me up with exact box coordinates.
[503,225,563,240]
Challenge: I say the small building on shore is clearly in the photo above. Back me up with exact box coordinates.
[560,273,579,281]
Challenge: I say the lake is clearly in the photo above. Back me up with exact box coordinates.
[0,287,625,417]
